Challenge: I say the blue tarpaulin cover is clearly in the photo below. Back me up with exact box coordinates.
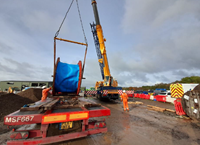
[55,62,79,93]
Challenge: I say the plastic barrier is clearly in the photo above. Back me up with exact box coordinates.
[145,94,150,100]
[166,97,176,104]
[150,95,154,100]
[134,93,139,98]
[155,95,166,102]
[85,90,97,95]
[127,94,133,97]
[134,94,150,100]
[174,99,186,116]
[126,91,134,97]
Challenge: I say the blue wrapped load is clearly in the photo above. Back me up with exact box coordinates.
[55,62,80,93]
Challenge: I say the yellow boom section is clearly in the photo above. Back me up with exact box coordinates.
[96,25,111,77]
[91,0,118,88]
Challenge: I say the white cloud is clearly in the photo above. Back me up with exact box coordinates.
[0,58,52,81]
[116,0,200,87]
[0,0,200,88]
[20,10,67,34]
[122,0,200,33]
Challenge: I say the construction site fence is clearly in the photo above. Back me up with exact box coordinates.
[154,95,167,103]
[84,90,134,96]
[134,93,150,100]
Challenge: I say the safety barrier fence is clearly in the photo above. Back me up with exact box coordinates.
[134,94,150,100]
[84,90,134,97]
[134,93,172,103]
[174,99,186,115]
[134,93,187,116]
[154,95,167,103]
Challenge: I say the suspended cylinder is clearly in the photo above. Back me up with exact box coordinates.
[54,61,82,93]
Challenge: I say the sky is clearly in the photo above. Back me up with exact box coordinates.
[0,0,200,88]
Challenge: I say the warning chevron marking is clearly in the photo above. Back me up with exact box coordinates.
[170,84,184,98]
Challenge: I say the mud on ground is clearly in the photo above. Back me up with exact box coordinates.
[50,98,200,145]
[1,97,200,145]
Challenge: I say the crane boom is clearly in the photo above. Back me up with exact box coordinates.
[90,23,104,80]
[91,0,113,86]
[90,0,121,100]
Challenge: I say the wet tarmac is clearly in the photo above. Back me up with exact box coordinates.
[1,97,200,145]
[53,97,200,145]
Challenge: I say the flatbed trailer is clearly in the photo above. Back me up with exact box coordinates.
[4,97,110,145]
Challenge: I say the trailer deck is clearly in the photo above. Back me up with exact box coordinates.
[4,97,110,145]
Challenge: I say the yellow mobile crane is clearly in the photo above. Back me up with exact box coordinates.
[90,0,122,100]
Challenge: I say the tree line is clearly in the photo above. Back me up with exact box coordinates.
[122,76,200,91]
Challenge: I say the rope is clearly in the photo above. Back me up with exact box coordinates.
[55,0,75,37]
[76,0,88,45]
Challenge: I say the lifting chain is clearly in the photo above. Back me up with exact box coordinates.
[76,0,88,45]
[54,0,88,77]
[55,0,75,37]
[55,0,88,46]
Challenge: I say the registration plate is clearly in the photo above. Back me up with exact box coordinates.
[59,122,73,130]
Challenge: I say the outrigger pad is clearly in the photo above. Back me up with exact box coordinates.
[55,62,79,93]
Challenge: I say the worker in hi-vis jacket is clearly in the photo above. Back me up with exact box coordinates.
[41,86,51,101]
[121,90,129,112]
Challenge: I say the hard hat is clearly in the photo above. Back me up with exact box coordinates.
[42,86,47,89]
[123,90,126,93]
